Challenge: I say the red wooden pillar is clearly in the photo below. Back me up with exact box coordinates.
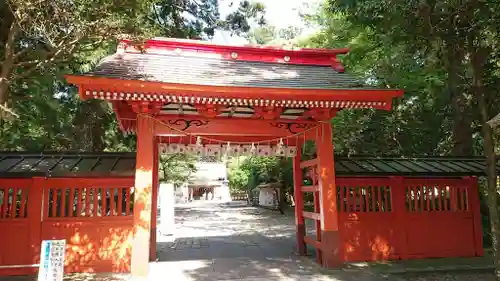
[467,176,484,256]
[316,122,342,268]
[293,142,306,255]
[131,114,155,278]
[149,138,159,261]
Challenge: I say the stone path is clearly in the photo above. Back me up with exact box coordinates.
[1,201,395,281]
[150,201,393,281]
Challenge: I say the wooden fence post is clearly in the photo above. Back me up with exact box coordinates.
[390,176,407,260]
[28,177,45,265]
[467,176,484,256]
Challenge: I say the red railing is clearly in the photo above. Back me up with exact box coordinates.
[0,180,30,220]
[0,177,135,276]
[294,175,482,263]
[43,178,134,220]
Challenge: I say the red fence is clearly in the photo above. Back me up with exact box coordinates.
[0,179,33,274]
[0,177,134,276]
[336,177,483,262]
[0,174,484,275]
[297,173,483,264]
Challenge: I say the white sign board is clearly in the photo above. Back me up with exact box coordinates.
[37,239,66,281]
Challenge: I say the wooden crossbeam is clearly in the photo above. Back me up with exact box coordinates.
[304,235,321,249]
[300,158,318,168]
[303,211,321,220]
[301,185,319,192]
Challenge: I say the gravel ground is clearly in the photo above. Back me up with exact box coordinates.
[398,271,495,281]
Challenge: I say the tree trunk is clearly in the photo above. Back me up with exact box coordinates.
[478,88,500,279]
[447,38,473,156]
[470,41,500,279]
[0,17,17,115]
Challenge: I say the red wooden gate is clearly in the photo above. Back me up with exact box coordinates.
[403,178,481,258]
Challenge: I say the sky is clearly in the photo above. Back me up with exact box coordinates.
[211,0,320,45]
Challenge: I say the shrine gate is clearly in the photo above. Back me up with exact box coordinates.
[64,38,404,276]
[0,38,484,278]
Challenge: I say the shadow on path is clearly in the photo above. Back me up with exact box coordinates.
[152,201,392,281]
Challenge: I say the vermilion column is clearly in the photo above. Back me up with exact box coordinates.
[131,114,155,278]
[149,138,159,261]
[293,142,306,255]
[316,122,342,268]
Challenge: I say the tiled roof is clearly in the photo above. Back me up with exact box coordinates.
[0,152,135,178]
[334,156,491,177]
[86,52,365,90]
[0,152,493,178]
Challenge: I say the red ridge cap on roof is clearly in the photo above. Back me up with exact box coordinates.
[118,38,349,69]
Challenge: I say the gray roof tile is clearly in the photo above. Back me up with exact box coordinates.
[86,52,365,89]
[0,152,495,178]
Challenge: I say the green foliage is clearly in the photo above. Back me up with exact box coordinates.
[298,1,500,156]
[158,153,197,186]
[0,0,267,151]
[228,156,279,191]
[245,25,302,45]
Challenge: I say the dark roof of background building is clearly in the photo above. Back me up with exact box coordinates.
[0,151,495,178]
[0,151,136,178]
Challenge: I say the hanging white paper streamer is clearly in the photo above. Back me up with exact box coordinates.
[231,145,242,156]
[240,145,253,155]
[205,145,222,157]
[168,144,180,153]
[286,146,297,157]
[186,144,198,154]
[274,146,286,157]
[160,143,297,158]
[177,144,188,154]
[257,146,272,157]
[160,144,168,154]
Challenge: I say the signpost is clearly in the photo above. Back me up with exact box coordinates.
[37,240,66,281]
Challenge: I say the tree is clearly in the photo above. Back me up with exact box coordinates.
[158,153,198,186]
[0,0,267,151]
[307,0,500,277]
[145,0,265,38]
[245,24,303,46]
[0,0,152,118]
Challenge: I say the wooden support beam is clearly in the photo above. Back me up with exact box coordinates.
[293,143,306,256]
[300,158,318,168]
[303,211,321,220]
[149,139,159,262]
[304,235,321,249]
[155,116,317,137]
[316,122,342,268]
[313,178,322,265]
[131,114,155,278]
[301,185,319,192]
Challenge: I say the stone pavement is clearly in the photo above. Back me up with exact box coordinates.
[150,201,394,281]
[1,201,396,281]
